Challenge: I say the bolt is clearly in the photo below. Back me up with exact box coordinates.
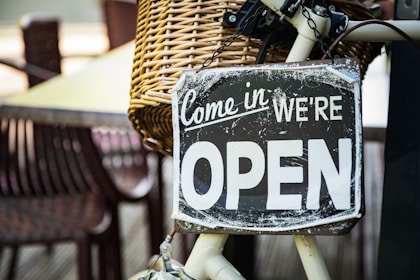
[161,243,170,253]
[313,5,328,17]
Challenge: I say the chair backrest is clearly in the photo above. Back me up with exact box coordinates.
[90,126,151,192]
[20,13,62,87]
[0,120,104,196]
[102,0,137,49]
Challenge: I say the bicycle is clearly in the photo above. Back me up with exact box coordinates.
[128,0,420,279]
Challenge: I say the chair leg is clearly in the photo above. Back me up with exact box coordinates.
[147,194,164,256]
[109,209,123,280]
[6,245,19,280]
[97,240,108,280]
[77,235,92,280]
[147,153,165,256]
[45,242,54,255]
[98,209,123,280]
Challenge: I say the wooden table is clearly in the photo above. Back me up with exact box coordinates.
[0,42,134,128]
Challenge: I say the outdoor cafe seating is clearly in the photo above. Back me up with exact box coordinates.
[0,2,164,279]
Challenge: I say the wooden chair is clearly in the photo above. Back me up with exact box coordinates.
[98,0,165,255]
[101,0,137,49]
[0,14,163,280]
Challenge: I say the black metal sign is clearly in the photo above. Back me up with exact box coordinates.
[172,58,363,234]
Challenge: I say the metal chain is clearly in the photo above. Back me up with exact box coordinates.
[199,31,242,71]
[199,6,266,71]
[301,6,333,60]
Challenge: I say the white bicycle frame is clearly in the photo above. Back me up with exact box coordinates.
[180,2,420,280]
[134,1,420,280]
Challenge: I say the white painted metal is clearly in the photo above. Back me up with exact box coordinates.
[294,235,332,280]
[183,234,245,280]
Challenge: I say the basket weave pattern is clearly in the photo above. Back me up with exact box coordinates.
[129,0,382,156]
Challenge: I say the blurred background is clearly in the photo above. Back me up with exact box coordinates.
[0,0,109,99]
[0,1,166,279]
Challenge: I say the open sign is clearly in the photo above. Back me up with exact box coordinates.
[172,58,363,234]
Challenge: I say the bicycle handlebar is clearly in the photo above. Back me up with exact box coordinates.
[345,20,420,41]
[261,0,420,43]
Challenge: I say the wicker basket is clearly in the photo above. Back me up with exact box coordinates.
[129,0,382,156]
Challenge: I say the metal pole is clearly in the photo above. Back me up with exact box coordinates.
[183,234,245,280]
[294,235,331,280]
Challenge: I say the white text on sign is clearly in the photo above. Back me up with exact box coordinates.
[180,82,344,132]
[181,139,352,211]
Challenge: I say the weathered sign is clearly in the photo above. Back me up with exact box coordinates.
[172,58,363,234]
